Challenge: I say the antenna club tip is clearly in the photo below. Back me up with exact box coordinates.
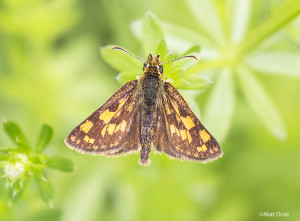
[110,46,120,51]
[189,55,198,61]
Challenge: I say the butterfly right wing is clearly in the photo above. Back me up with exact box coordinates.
[65,80,141,155]
[154,82,223,163]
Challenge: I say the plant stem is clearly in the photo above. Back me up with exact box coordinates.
[239,0,300,55]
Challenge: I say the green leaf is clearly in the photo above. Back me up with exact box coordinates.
[8,179,26,203]
[46,156,74,172]
[3,121,30,151]
[100,45,141,73]
[179,90,201,118]
[155,40,168,58]
[36,124,53,152]
[161,20,215,48]
[22,209,62,221]
[230,0,251,43]
[183,45,201,55]
[184,59,225,76]
[238,66,286,140]
[116,72,139,85]
[161,52,176,76]
[16,141,31,153]
[245,52,300,77]
[172,74,212,90]
[186,0,225,46]
[0,147,15,155]
[142,11,164,55]
[169,53,200,71]
[204,69,235,143]
[35,174,54,207]
[239,0,300,55]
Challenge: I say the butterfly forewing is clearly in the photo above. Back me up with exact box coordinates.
[156,82,223,163]
[65,80,140,155]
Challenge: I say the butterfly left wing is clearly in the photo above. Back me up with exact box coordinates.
[65,80,141,156]
[155,82,223,163]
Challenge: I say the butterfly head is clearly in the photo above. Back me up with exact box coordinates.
[143,53,163,76]
[110,46,198,78]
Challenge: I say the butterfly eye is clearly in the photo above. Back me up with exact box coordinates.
[143,63,148,71]
[159,65,163,73]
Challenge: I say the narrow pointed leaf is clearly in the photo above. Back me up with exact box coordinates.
[0,147,15,155]
[230,0,251,43]
[161,52,175,75]
[35,174,54,207]
[238,67,286,139]
[36,124,53,152]
[245,52,300,77]
[183,45,201,55]
[161,21,215,47]
[186,0,225,46]
[46,156,74,172]
[170,53,200,71]
[204,69,235,143]
[239,0,300,54]
[155,40,168,58]
[142,11,164,54]
[22,209,62,221]
[100,45,141,73]
[16,141,31,152]
[3,121,30,150]
[8,179,26,203]
[172,74,212,90]
[116,72,140,85]
[130,19,142,40]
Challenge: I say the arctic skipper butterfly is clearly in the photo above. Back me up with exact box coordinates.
[65,47,223,166]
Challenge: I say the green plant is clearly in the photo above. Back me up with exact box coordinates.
[0,121,74,206]
[119,1,300,143]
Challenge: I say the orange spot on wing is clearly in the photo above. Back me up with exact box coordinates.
[170,124,176,134]
[202,144,207,152]
[107,124,116,135]
[187,131,192,143]
[99,109,115,124]
[120,120,127,132]
[83,135,89,142]
[80,120,94,134]
[180,130,187,141]
[197,146,203,152]
[101,125,108,137]
[70,135,76,142]
[200,130,210,143]
[181,116,195,130]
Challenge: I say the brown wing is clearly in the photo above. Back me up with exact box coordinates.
[65,80,141,156]
[153,107,178,158]
[155,82,223,163]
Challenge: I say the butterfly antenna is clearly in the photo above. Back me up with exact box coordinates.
[111,46,147,64]
[160,55,198,65]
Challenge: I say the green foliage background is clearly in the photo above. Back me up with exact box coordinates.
[0,0,300,220]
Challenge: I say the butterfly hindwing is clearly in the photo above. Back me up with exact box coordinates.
[153,107,178,158]
[156,82,223,163]
[65,80,140,155]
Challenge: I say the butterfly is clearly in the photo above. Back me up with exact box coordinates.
[65,47,223,166]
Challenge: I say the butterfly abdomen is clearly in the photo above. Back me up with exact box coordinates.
[139,74,163,165]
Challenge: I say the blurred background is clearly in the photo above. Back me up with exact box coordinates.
[0,0,300,220]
